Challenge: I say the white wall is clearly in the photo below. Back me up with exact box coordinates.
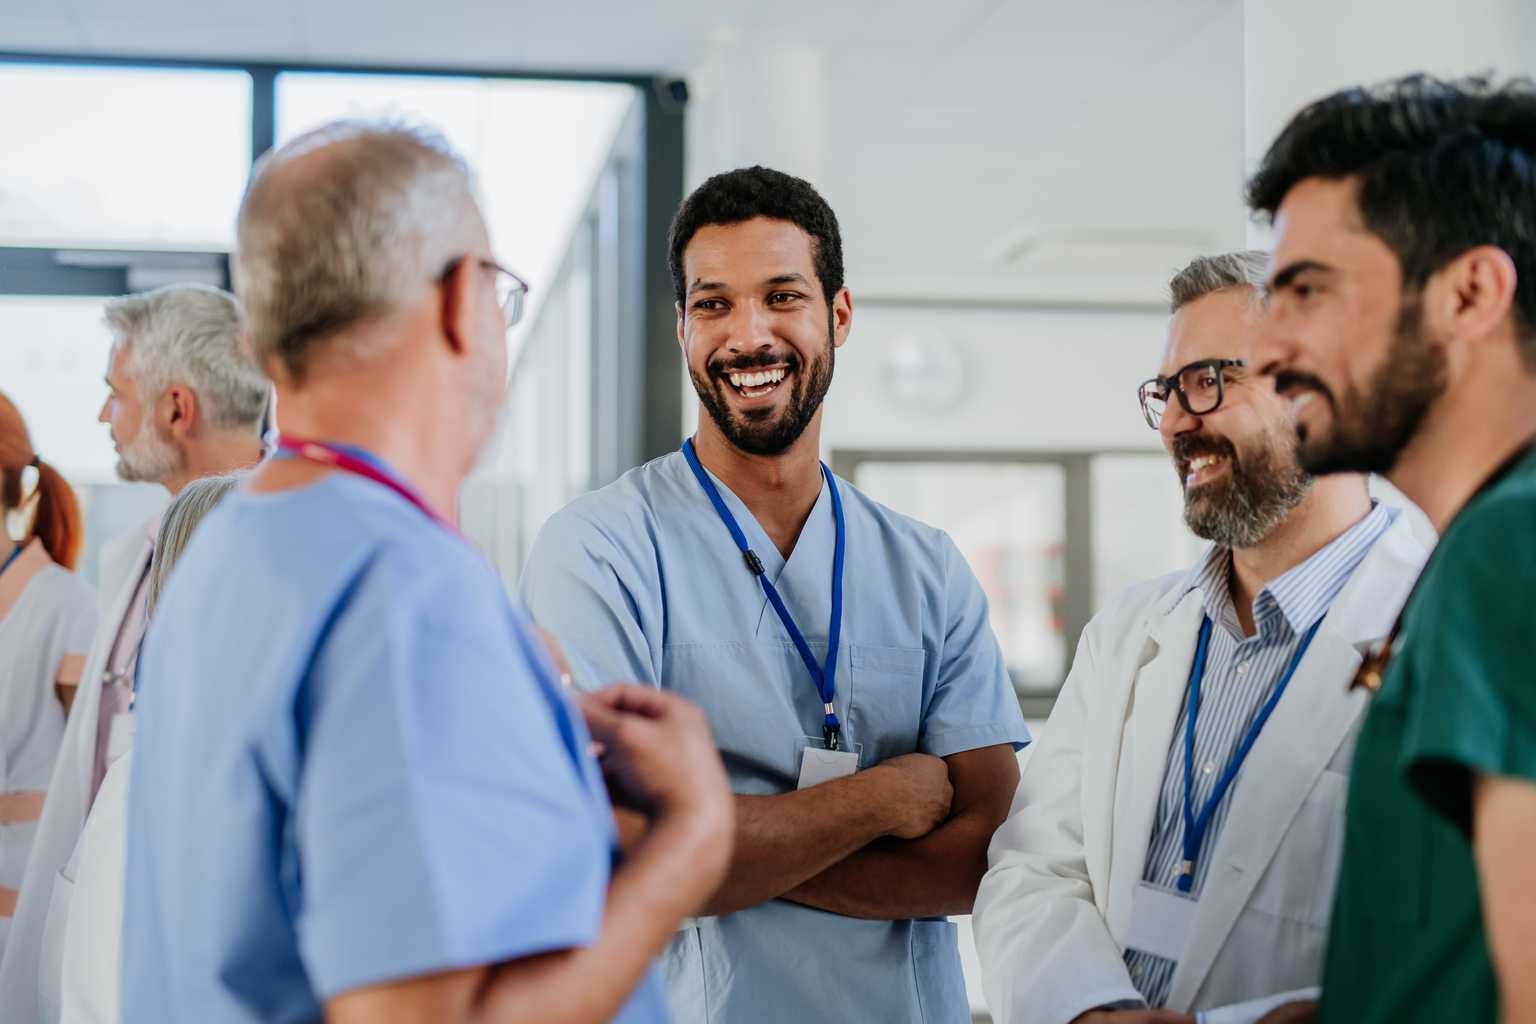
[820,303,1170,456]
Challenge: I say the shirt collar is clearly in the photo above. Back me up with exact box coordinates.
[1170,499,1393,640]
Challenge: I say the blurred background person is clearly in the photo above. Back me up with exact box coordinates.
[0,393,97,962]
[32,472,243,1024]
[974,253,1425,1024]
[124,122,733,1024]
[0,285,268,1022]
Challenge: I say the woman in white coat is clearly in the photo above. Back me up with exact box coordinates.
[0,392,97,961]
[43,471,242,1024]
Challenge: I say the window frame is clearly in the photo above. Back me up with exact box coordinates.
[832,447,1175,717]
[0,50,687,464]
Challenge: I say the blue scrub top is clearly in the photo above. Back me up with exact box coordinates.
[519,451,1029,1024]
[122,464,670,1023]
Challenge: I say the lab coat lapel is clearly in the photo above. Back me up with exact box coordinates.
[1104,588,1205,939]
[69,529,154,812]
[1163,511,1426,1010]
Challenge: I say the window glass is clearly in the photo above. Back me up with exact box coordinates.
[0,64,251,247]
[1091,452,1206,611]
[0,294,167,584]
[275,73,636,332]
[854,461,1066,689]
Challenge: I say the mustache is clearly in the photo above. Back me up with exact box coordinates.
[1273,369,1335,406]
[707,350,802,376]
[1171,433,1237,479]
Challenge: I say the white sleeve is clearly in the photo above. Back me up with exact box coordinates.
[972,623,1145,1024]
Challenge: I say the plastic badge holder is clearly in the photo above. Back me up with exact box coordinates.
[796,736,862,790]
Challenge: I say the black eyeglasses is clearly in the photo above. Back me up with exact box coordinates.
[1138,358,1245,429]
[440,256,529,329]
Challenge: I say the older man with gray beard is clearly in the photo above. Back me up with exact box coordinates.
[0,284,267,1024]
[972,252,1427,1024]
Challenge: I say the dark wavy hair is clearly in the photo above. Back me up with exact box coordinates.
[667,166,844,306]
[1247,74,1536,364]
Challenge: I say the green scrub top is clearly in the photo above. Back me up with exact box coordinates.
[1318,446,1536,1024]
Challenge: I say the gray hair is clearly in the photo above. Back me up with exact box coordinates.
[235,121,482,380]
[104,285,268,431]
[1169,251,1270,314]
[146,471,244,617]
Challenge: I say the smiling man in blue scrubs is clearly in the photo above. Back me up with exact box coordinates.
[519,165,1030,1024]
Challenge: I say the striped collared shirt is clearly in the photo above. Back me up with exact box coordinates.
[1125,501,1392,1008]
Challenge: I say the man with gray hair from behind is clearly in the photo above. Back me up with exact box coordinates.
[972,252,1426,1024]
[121,121,734,1024]
[0,283,267,1023]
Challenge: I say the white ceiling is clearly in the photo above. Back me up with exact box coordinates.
[1,0,1250,305]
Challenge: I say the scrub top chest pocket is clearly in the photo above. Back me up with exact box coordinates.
[846,645,929,764]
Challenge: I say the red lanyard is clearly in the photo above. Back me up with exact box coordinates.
[274,437,463,538]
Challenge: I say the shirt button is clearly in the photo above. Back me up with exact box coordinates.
[1132,964,1144,979]
[1203,760,1217,775]
[1236,660,1250,675]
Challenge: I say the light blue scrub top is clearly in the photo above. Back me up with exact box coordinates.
[122,460,670,1024]
[519,450,1029,1024]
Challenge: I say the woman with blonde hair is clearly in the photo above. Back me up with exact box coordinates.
[0,392,96,959]
[41,471,243,1024]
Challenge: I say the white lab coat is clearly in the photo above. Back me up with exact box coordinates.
[973,509,1426,1024]
[56,751,130,1024]
[0,516,157,1024]
[0,539,96,961]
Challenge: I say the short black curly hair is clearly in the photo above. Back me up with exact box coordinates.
[667,166,844,306]
[1247,74,1536,361]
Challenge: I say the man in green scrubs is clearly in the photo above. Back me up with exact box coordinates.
[1246,76,1536,1024]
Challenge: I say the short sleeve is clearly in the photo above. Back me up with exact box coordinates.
[1400,490,1536,835]
[295,545,612,998]
[919,532,1031,758]
[519,509,660,690]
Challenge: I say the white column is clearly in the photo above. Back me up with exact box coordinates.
[1244,0,1536,244]
[685,34,828,191]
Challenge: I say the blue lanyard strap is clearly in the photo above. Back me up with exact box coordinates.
[0,543,23,578]
[681,441,846,749]
[1177,615,1322,892]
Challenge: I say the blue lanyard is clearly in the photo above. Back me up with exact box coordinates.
[1177,614,1322,892]
[681,441,846,749]
[0,543,23,578]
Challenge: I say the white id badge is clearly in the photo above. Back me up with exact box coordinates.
[105,710,135,766]
[1125,881,1199,961]
[795,736,861,790]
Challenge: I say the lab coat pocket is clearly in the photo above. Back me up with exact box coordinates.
[910,919,968,1024]
[848,645,928,764]
[1248,769,1348,928]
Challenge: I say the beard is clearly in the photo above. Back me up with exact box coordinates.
[690,320,835,457]
[1276,297,1448,476]
[1174,425,1314,549]
[115,419,180,484]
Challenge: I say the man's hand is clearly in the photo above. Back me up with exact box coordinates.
[577,685,734,901]
[1069,1011,1194,1024]
[863,752,953,838]
[578,685,729,818]
[1254,1000,1317,1024]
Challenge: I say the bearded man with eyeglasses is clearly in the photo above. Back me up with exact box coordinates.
[974,251,1427,1024]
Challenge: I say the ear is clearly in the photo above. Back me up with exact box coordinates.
[162,385,199,440]
[439,259,476,356]
[1423,245,1519,353]
[831,286,853,349]
[675,301,687,352]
